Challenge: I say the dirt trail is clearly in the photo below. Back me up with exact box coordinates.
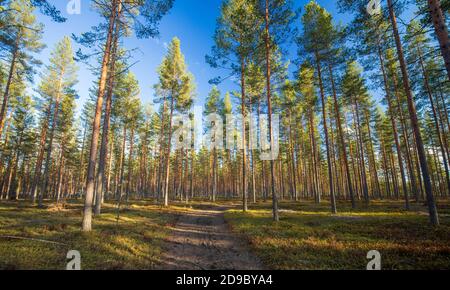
[156,205,263,270]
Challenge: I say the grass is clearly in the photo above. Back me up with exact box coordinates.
[2,198,449,270]
[224,200,450,270]
[0,199,179,270]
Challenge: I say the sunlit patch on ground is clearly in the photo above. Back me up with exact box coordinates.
[224,200,450,270]
[0,200,178,270]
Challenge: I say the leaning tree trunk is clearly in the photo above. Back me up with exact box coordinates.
[0,35,19,140]
[428,0,450,81]
[417,45,450,195]
[388,0,439,225]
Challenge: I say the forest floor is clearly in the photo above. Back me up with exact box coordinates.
[0,198,449,270]
[225,199,450,270]
[0,199,179,269]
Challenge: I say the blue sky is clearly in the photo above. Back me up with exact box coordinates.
[34,0,416,116]
[33,0,354,116]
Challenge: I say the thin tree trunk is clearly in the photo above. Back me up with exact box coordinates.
[117,126,127,199]
[376,42,410,209]
[387,0,439,225]
[163,95,175,207]
[240,58,248,212]
[316,52,336,213]
[39,72,64,207]
[417,46,450,195]
[126,126,135,204]
[264,0,279,221]
[213,147,217,202]
[30,99,52,203]
[157,94,168,201]
[353,100,369,204]
[0,35,19,139]
[328,63,355,208]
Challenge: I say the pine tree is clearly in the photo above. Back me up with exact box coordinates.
[6,94,34,200]
[254,0,298,221]
[34,37,78,207]
[157,37,195,207]
[208,0,261,211]
[0,0,44,139]
[204,86,221,202]
[300,1,339,212]
[298,61,321,204]
[425,0,450,80]
[405,20,450,196]
[342,61,371,204]
[81,0,173,231]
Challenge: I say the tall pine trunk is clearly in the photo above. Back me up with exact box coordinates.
[376,42,410,209]
[417,46,450,195]
[0,35,19,139]
[328,63,355,208]
[264,0,279,221]
[427,0,450,80]
[30,99,52,203]
[39,72,64,207]
[94,2,122,215]
[316,53,336,213]
[387,0,439,225]
[82,0,118,231]
[163,95,175,207]
[240,58,248,212]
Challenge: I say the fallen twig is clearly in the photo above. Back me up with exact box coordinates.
[0,235,68,246]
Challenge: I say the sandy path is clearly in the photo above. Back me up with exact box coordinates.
[156,205,263,270]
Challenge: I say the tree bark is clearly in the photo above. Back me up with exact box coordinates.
[388,0,439,225]
[0,34,19,139]
[376,42,410,209]
[30,99,52,203]
[264,0,279,220]
[240,58,248,212]
[316,52,336,213]
[328,63,355,208]
[163,94,175,207]
[126,126,135,204]
[417,45,450,195]
[94,2,122,215]
[427,0,450,81]
[39,72,64,207]
[82,0,118,231]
